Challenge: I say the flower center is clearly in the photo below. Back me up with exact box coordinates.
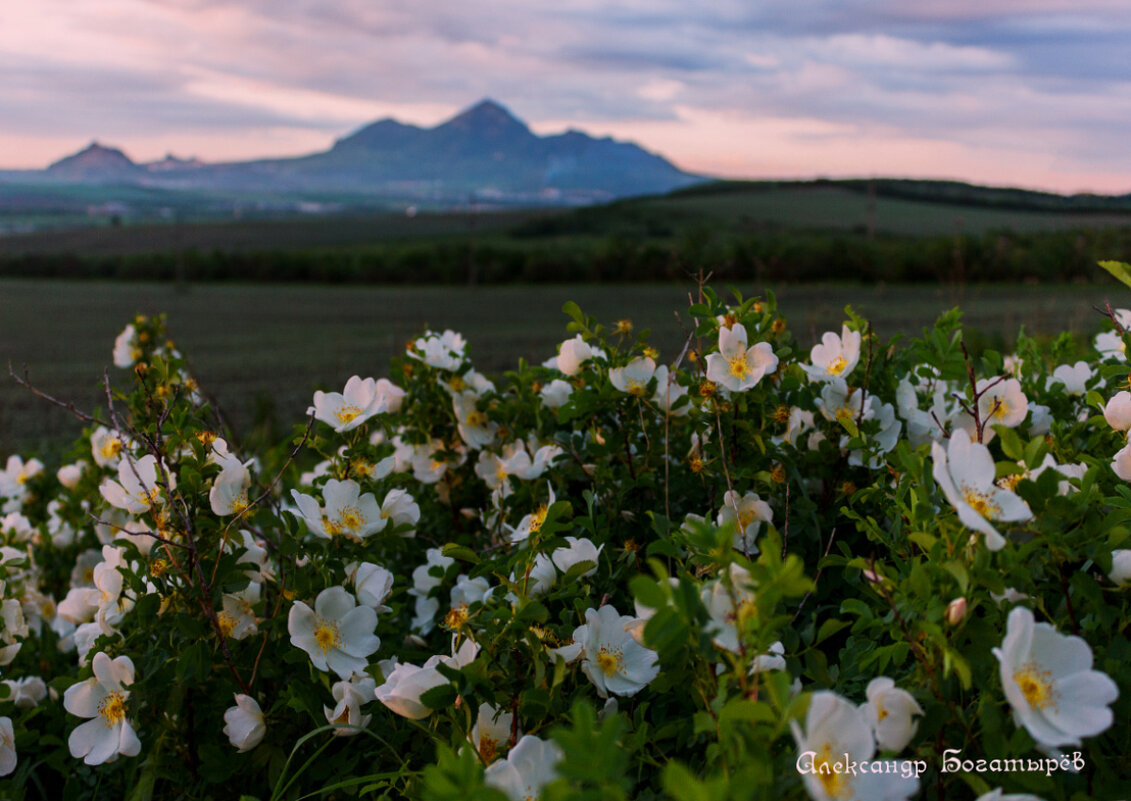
[1014,661,1057,710]
[314,619,341,653]
[101,439,122,460]
[989,396,1011,420]
[814,743,849,798]
[478,734,498,764]
[595,646,623,677]
[444,605,469,630]
[321,515,341,537]
[231,492,250,514]
[528,505,548,534]
[826,355,848,376]
[727,354,750,380]
[136,487,161,507]
[626,379,647,397]
[335,405,362,425]
[963,488,1000,519]
[338,506,364,533]
[98,690,127,728]
[217,611,236,638]
[466,410,489,427]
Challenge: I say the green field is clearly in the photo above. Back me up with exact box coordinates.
[1,278,1124,454]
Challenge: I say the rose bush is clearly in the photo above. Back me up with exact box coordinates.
[0,281,1128,800]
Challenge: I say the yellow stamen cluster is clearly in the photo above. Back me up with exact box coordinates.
[826,355,849,376]
[814,743,848,798]
[478,734,499,764]
[771,318,786,333]
[688,455,705,474]
[98,691,127,728]
[217,611,236,639]
[963,488,1000,519]
[698,381,716,398]
[643,346,659,360]
[196,431,217,447]
[774,405,791,424]
[614,319,633,335]
[444,605,469,630]
[997,473,1024,491]
[595,645,624,677]
[335,404,363,425]
[528,504,549,534]
[770,465,786,484]
[728,354,751,380]
[1014,661,1058,710]
[313,619,341,653]
[626,379,647,397]
[338,506,364,533]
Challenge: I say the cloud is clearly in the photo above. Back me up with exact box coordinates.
[0,0,1129,192]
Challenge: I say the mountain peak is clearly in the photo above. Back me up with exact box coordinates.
[47,141,138,180]
[439,98,532,139]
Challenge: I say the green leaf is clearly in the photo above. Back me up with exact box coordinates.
[995,425,1023,461]
[1099,260,1131,290]
[559,560,597,583]
[419,683,457,711]
[815,618,850,645]
[440,543,479,564]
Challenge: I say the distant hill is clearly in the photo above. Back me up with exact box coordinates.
[27,99,703,207]
[46,142,141,182]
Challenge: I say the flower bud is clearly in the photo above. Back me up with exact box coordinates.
[946,597,967,626]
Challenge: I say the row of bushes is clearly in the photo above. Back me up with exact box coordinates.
[3,226,1131,284]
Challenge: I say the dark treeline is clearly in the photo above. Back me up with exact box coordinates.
[2,225,1131,284]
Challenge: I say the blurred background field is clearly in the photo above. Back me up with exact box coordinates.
[0,278,1123,455]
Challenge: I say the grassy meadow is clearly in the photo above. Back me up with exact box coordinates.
[1,278,1124,454]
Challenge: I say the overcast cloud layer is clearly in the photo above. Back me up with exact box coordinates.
[2,0,1130,192]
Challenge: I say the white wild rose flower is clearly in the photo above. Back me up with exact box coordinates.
[804,325,861,382]
[1103,391,1131,432]
[609,356,656,397]
[1046,361,1093,395]
[290,479,385,540]
[705,323,778,393]
[0,716,14,776]
[859,676,923,753]
[288,587,380,680]
[64,652,141,766]
[483,734,563,801]
[223,694,266,752]
[791,691,919,801]
[99,455,174,515]
[932,430,1032,550]
[558,604,659,698]
[310,375,387,432]
[324,676,375,736]
[717,489,772,555]
[993,606,1118,747]
[976,377,1028,430]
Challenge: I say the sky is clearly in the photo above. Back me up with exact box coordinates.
[2,0,1130,194]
